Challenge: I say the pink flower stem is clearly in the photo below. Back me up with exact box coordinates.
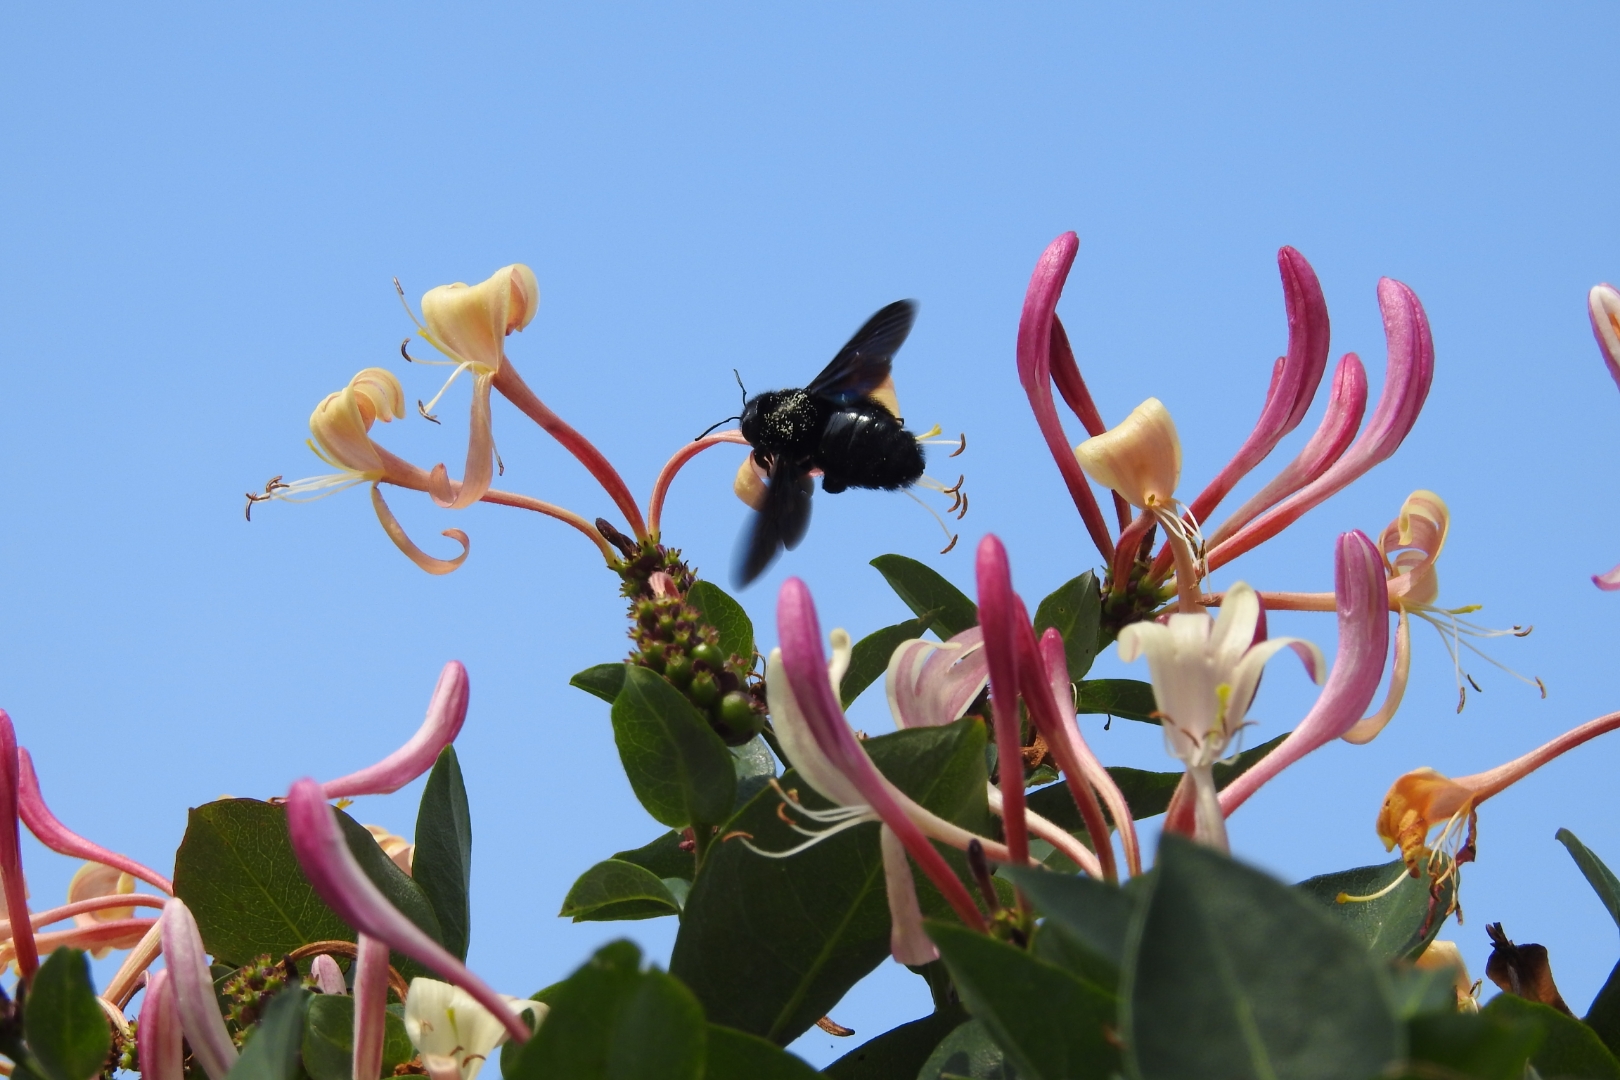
[480,489,616,562]
[492,360,647,539]
[646,430,750,536]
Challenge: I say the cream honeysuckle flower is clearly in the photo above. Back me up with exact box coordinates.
[1116,582,1324,848]
[67,860,135,957]
[403,977,547,1080]
[404,265,540,511]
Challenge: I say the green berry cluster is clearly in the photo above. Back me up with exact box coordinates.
[221,954,306,1042]
[606,525,766,746]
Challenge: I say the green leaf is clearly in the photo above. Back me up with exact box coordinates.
[1387,963,1464,1020]
[929,922,1117,1080]
[1586,961,1620,1060]
[704,1025,822,1079]
[1295,856,1455,962]
[611,665,736,830]
[301,995,414,1080]
[226,987,307,1080]
[1483,994,1620,1078]
[1001,866,1133,980]
[571,663,627,704]
[1400,1010,1541,1080]
[839,614,934,708]
[822,1007,968,1079]
[1032,571,1102,680]
[670,719,990,1044]
[1123,835,1402,1080]
[611,831,693,882]
[1557,828,1620,932]
[24,949,110,1080]
[916,1020,1018,1079]
[560,860,682,922]
[502,941,705,1080]
[870,555,977,637]
[413,746,473,961]
[732,736,776,808]
[173,799,442,978]
[1073,679,1158,723]
[688,581,756,663]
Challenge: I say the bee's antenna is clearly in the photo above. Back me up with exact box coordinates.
[694,415,743,441]
[733,368,748,410]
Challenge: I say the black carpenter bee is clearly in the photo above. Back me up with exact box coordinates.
[719,299,927,586]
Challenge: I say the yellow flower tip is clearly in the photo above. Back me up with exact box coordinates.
[735,456,768,511]
[1375,767,1473,871]
[420,264,540,371]
[1383,490,1449,607]
[1073,397,1181,510]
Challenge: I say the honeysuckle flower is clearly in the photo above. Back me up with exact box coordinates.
[284,777,532,1042]
[1117,580,1325,849]
[1376,709,1620,878]
[354,934,390,1080]
[160,898,239,1080]
[1216,531,1390,817]
[138,968,183,1080]
[67,861,135,957]
[0,712,37,980]
[323,661,469,800]
[17,748,174,893]
[404,977,548,1080]
[1587,285,1620,589]
[309,953,346,995]
[1414,940,1479,1013]
[365,826,414,875]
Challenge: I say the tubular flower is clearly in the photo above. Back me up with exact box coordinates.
[17,747,173,894]
[138,968,184,1080]
[1588,284,1620,590]
[0,712,37,980]
[323,661,469,800]
[1117,582,1324,849]
[1377,709,1620,879]
[66,862,135,957]
[160,898,239,1080]
[404,977,548,1080]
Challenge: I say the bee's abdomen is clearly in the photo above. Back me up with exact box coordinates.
[817,405,925,494]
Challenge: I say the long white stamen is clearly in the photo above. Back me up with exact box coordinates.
[418,362,475,417]
[738,811,878,858]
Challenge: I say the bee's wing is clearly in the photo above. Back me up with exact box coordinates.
[733,464,815,587]
[805,299,918,405]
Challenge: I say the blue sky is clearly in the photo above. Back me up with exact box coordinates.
[4,2,1619,1065]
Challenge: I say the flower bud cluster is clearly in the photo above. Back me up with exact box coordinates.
[220,954,315,1041]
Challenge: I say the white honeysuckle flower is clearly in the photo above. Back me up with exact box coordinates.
[404,977,548,1080]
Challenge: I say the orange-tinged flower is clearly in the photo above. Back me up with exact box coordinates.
[67,861,136,957]
[364,825,414,876]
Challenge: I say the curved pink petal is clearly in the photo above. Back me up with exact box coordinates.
[138,968,184,1080]
[427,374,496,510]
[1017,233,1114,561]
[0,715,35,980]
[880,826,937,965]
[776,579,986,931]
[1219,531,1389,816]
[974,537,1031,867]
[353,934,389,1080]
[1186,247,1331,525]
[160,899,239,1080]
[1209,280,1433,571]
[17,748,173,894]
[284,778,530,1042]
[323,662,469,799]
[1595,563,1620,591]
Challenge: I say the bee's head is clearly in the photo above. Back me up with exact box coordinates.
[739,391,773,444]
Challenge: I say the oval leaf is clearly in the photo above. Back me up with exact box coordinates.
[302,994,414,1080]
[611,665,737,830]
[688,581,756,663]
[25,948,110,1080]
[413,745,473,961]
[1032,571,1102,681]
[840,613,935,708]
[869,555,977,637]
[1295,855,1455,962]
[560,859,681,922]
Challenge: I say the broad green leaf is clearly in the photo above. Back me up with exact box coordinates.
[1557,828,1620,932]
[174,799,441,978]
[560,860,681,922]
[1587,960,1620,1060]
[302,994,414,1080]
[670,719,990,1044]
[1123,835,1402,1080]
[1399,1010,1541,1080]
[1002,866,1133,978]
[1074,678,1158,722]
[1387,963,1464,1020]
[688,581,756,662]
[1295,856,1455,962]
[822,1006,968,1079]
[611,665,736,830]
[870,555,977,637]
[227,987,307,1080]
[571,663,627,704]
[929,922,1117,1080]
[25,949,110,1080]
[1032,571,1102,680]
[1483,994,1620,1078]
[839,613,934,708]
[916,1019,1017,1079]
[704,1025,821,1079]
[611,831,693,882]
[732,736,776,808]
[502,941,705,1080]
[413,746,473,961]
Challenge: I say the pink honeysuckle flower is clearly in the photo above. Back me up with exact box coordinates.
[1214,531,1389,818]
[283,778,532,1043]
[309,953,346,995]
[160,898,239,1080]
[18,748,174,893]
[353,934,390,1080]
[1587,285,1620,589]
[1116,577,1325,850]
[0,713,37,980]
[138,968,184,1080]
[322,661,469,800]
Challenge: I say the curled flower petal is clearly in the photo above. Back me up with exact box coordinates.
[880,826,936,965]
[1596,564,1620,592]
[160,899,239,1080]
[421,265,539,372]
[138,968,184,1080]
[1074,398,1181,511]
[370,484,470,575]
[323,662,469,799]
[16,749,173,894]
[284,778,531,1042]
[427,373,495,510]
[309,369,406,478]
